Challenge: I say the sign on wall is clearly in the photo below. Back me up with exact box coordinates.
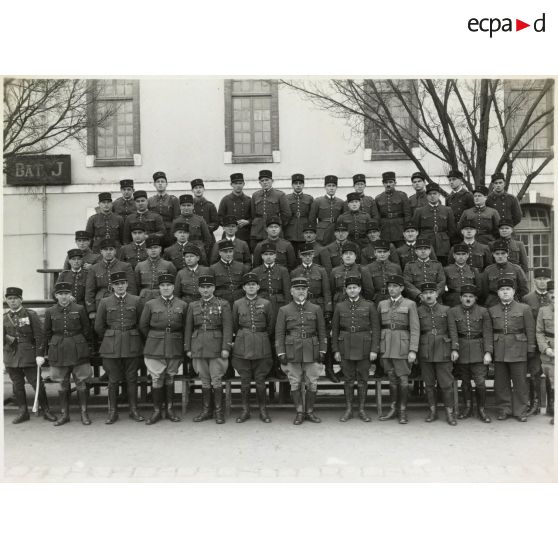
[6,154,71,186]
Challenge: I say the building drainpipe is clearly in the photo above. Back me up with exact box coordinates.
[42,184,48,299]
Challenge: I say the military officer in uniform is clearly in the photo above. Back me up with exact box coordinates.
[231,273,274,423]
[458,186,500,245]
[119,222,148,270]
[44,282,92,426]
[486,172,522,226]
[210,215,251,272]
[337,192,373,249]
[253,215,297,270]
[185,275,233,424]
[284,173,314,255]
[359,221,400,266]
[417,282,457,425]
[409,171,429,217]
[86,192,125,253]
[330,242,375,304]
[396,222,437,270]
[57,249,89,306]
[301,224,324,264]
[375,171,411,247]
[308,175,345,246]
[446,169,474,223]
[412,183,456,266]
[250,169,291,251]
[536,281,554,424]
[377,275,420,424]
[319,222,355,275]
[210,239,245,308]
[217,173,252,244]
[447,284,493,423]
[488,278,536,421]
[275,277,328,425]
[173,194,215,259]
[491,220,529,274]
[480,240,528,307]
[135,236,177,303]
[3,287,57,424]
[139,274,187,425]
[342,173,380,220]
[149,171,180,246]
[123,190,166,244]
[365,240,403,305]
[112,179,136,219]
[403,237,446,301]
[522,267,552,417]
[62,230,101,270]
[191,178,219,234]
[443,243,481,307]
[448,219,492,273]
[95,271,145,424]
[332,276,380,422]
[174,244,211,304]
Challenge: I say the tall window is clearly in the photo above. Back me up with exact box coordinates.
[87,79,141,166]
[224,79,279,163]
[505,79,554,157]
[363,79,418,160]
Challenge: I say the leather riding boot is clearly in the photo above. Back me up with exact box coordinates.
[38,384,57,422]
[304,390,321,423]
[526,377,541,416]
[357,383,371,422]
[54,390,71,426]
[127,382,144,422]
[256,384,271,423]
[214,387,225,424]
[193,387,213,422]
[546,377,554,416]
[165,383,181,422]
[425,387,438,422]
[105,384,119,424]
[291,389,305,425]
[458,381,473,419]
[476,386,491,423]
[236,386,251,423]
[379,384,399,421]
[77,388,91,425]
[325,365,340,383]
[445,407,457,426]
[339,383,354,422]
[398,382,409,424]
[146,387,163,425]
[12,384,30,424]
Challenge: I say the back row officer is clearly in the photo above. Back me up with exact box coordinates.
[375,171,411,248]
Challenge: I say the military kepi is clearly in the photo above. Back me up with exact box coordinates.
[497,278,515,289]
[386,275,404,286]
[98,192,112,202]
[120,179,134,189]
[491,240,509,252]
[291,277,309,288]
[158,273,175,285]
[75,230,90,240]
[110,271,128,283]
[223,215,238,226]
[346,192,361,202]
[5,287,23,298]
[99,238,116,249]
[324,175,338,185]
[460,284,478,296]
[491,172,505,182]
[190,178,204,188]
[54,282,72,294]
[259,169,272,179]
[133,190,148,200]
[291,173,305,183]
[344,276,361,287]
[353,173,366,184]
[218,239,234,251]
[420,282,438,292]
[199,275,215,286]
[230,173,244,182]
[67,249,84,259]
[243,272,259,285]
[153,171,167,182]
[382,171,396,182]
[534,268,552,279]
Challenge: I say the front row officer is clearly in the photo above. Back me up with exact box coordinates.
[95,271,145,424]
[488,278,536,422]
[331,276,380,422]
[536,281,554,425]
[3,286,57,424]
[275,277,328,425]
[231,273,274,423]
[184,275,233,425]
[44,282,92,426]
[139,273,188,425]
[447,284,493,423]
[377,275,419,425]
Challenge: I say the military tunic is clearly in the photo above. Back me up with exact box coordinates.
[360,241,400,267]
[308,195,345,245]
[253,238,297,270]
[409,190,428,217]
[112,196,136,220]
[412,204,457,258]
[135,257,177,302]
[86,212,125,253]
[342,194,380,220]
[164,240,208,268]
[489,237,529,274]
[290,264,332,314]
[396,242,437,270]
[250,188,291,241]
[403,259,446,300]
[443,263,481,307]
[337,210,373,248]
[209,260,245,307]
[119,241,148,270]
[480,262,528,307]
[171,214,213,257]
[285,192,314,244]
[148,193,180,244]
[84,259,137,314]
[375,190,411,244]
[486,191,522,226]
[330,264,375,303]
[217,192,252,243]
[209,237,251,273]
[251,264,292,319]
[63,247,101,270]
[365,260,403,304]
[536,304,554,388]
[448,240,492,273]
[523,289,550,380]
[123,211,165,244]
[57,268,89,306]
[174,265,211,303]
[458,206,500,245]
[446,188,474,223]
[193,197,219,233]
[319,241,357,275]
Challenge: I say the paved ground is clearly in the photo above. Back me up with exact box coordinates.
[3,401,556,482]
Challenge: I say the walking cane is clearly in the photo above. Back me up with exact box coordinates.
[32,363,41,414]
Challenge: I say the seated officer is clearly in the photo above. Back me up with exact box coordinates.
[337,193,372,249]
[488,278,536,421]
[536,281,555,425]
[403,237,446,302]
[331,276,380,422]
[275,277,328,425]
[443,243,481,308]
[231,273,274,423]
[209,215,251,272]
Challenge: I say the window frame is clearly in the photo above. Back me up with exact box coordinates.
[224,79,280,164]
[87,79,141,167]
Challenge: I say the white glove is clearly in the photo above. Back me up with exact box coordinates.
[35,356,45,367]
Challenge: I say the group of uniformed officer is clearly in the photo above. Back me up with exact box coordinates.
[3,168,554,426]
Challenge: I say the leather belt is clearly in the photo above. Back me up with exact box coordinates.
[241,326,267,332]
[544,332,554,338]
[289,332,314,339]
[198,326,219,331]
[341,327,368,333]
[385,213,403,219]
[381,324,408,331]
[458,333,483,339]
[108,326,137,331]
[493,329,523,334]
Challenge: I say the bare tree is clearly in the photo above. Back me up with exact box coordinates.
[281,78,553,200]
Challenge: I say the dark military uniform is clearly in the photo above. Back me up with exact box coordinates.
[250,188,291,243]
[396,241,437,270]
[285,191,314,252]
[85,259,137,313]
[210,259,245,307]
[403,258,446,301]
[360,240,400,267]
[290,264,332,315]
[217,191,252,244]
[458,206,500,245]
[375,190,411,245]
[365,260,403,304]
[165,239,208,268]
[193,197,219,233]
[86,212,125,253]
[112,196,136,220]
[443,263,480,307]
[446,188,474,223]
[448,240,492,273]
[123,211,165,244]
[330,263,375,303]
[490,237,529,274]
[172,214,213,258]
[342,194,379,220]
[252,263,292,319]
[409,189,428,217]
[412,203,457,264]
[337,210,373,249]
[135,257,177,302]
[119,241,148,270]
[253,237,297,270]
[536,302,554,418]
[486,191,522,226]
[308,195,345,246]
[57,268,89,306]
[63,247,100,270]
[480,262,528,307]
[488,298,536,418]
[319,240,357,275]
[148,193,180,244]
[174,264,211,303]
[209,237,251,272]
